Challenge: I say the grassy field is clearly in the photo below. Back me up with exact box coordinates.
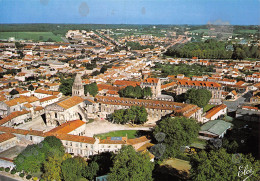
[161,158,191,173]
[94,130,137,139]
[0,32,63,42]
[203,104,215,113]
[190,29,209,33]
[238,30,258,34]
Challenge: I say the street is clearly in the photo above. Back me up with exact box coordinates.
[223,91,253,112]
[0,174,21,181]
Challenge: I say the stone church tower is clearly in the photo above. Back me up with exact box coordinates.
[72,73,84,97]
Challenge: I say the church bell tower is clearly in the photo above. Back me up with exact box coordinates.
[72,73,84,97]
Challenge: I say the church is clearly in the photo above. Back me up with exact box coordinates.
[45,73,203,126]
[45,73,90,126]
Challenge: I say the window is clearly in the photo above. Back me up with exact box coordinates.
[55,112,58,118]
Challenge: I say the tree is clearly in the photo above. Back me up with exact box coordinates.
[61,157,87,181]
[185,88,212,107]
[153,117,200,158]
[91,70,100,76]
[84,82,98,97]
[118,86,152,99]
[190,149,260,181]
[108,146,154,181]
[100,65,108,74]
[15,42,24,49]
[59,78,74,96]
[42,155,62,181]
[142,87,152,98]
[42,136,65,156]
[111,106,148,124]
[84,161,99,180]
[81,49,85,54]
[10,89,19,95]
[28,84,34,91]
[89,152,114,176]
[14,144,46,173]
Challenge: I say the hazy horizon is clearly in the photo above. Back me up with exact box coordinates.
[0,0,259,25]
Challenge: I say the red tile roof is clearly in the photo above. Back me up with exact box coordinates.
[143,78,159,84]
[39,95,58,103]
[177,80,221,88]
[204,104,227,119]
[114,80,140,87]
[57,96,84,110]
[35,89,60,96]
[0,110,30,126]
[46,120,85,134]
[127,136,149,145]
[0,132,16,143]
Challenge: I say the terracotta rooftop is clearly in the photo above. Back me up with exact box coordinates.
[46,120,85,134]
[96,95,189,111]
[39,95,58,103]
[114,80,140,87]
[127,136,149,145]
[97,84,121,91]
[99,139,126,145]
[143,78,159,84]
[34,106,44,112]
[57,96,84,110]
[161,82,176,89]
[177,80,221,88]
[0,110,30,126]
[0,132,16,143]
[34,89,60,96]
[204,104,227,119]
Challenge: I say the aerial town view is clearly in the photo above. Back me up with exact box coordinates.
[0,0,259,180]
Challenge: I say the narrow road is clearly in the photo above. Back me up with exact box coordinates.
[0,174,21,181]
[61,37,70,43]
[223,91,253,112]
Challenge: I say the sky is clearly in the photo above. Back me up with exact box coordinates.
[0,0,259,25]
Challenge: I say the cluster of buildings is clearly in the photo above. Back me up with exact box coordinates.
[0,29,259,166]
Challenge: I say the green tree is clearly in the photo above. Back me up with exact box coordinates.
[61,157,87,181]
[14,144,45,173]
[42,155,62,181]
[153,117,200,158]
[84,82,98,97]
[118,86,152,99]
[10,89,19,95]
[108,146,154,181]
[59,78,74,96]
[142,87,152,98]
[185,88,212,107]
[190,149,260,181]
[111,109,126,124]
[42,136,65,157]
[84,161,99,180]
[111,106,148,124]
[15,42,24,49]
[28,84,34,91]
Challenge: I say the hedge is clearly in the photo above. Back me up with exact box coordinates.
[5,167,10,172]
[19,173,25,177]
[26,175,32,180]
[11,169,16,174]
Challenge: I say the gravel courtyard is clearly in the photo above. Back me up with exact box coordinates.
[84,118,152,137]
